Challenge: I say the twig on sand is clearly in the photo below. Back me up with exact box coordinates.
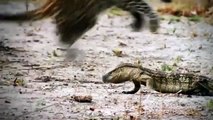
[14,93,93,119]
[14,94,71,119]
[15,102,61,120]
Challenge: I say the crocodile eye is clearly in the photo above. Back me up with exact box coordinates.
[140,71,144,75]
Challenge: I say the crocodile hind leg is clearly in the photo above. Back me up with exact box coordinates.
[122,80,141,94]
[196,82,212,96]
[189,80,212,96]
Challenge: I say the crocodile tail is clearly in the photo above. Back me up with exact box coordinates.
[0,0,58,21]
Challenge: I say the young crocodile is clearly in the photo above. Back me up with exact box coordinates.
[102,63,213,95]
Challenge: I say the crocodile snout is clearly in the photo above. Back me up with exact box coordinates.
[102,74,110,83]
[102,73,115,83]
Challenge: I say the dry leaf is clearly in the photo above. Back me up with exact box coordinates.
[112,48,123,57]
[118,41,127,47]
[72,95,92,103]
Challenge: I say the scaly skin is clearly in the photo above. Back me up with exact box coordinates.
[102,63,213,95]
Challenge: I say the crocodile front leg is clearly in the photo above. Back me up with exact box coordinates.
[122,80,141,94]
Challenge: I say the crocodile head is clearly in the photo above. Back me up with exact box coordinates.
[102,66,128,84]
[102,64,143,84]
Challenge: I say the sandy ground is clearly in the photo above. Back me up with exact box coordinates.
[0,1,213,120]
